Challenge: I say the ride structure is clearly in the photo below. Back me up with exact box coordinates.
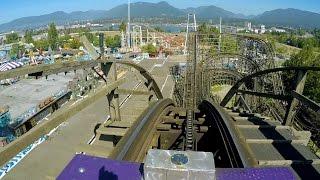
[0,32,319,179]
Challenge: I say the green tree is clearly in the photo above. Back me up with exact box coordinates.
[34,39,49,51]
[141,44,157,54]
[83,32,99,46]
[58,34,72,47]
[198,23,208,33]
[68,38,81,49]
[9,43,25,59]
[283,47,320,102]
[119,22,127,32]
[198,23,219,34]
[154,27,165,32]
[48,23,58,49]
[24,30,34,44]
[5,32,19,44]
[105,35,121,49]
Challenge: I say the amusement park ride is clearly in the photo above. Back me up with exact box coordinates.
[0,2,319,179]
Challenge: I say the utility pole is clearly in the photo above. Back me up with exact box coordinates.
[184,13,197,55]
[193,14,197,31]
[147,28,149,44]
[219,17,222,53]
[127,0,131,49]
[184,14,190,55]
[121,31,125,48]
[139,26,143,46]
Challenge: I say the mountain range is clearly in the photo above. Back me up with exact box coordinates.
[0,1,320,32]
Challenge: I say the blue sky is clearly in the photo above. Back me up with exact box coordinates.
[0,0,319,24]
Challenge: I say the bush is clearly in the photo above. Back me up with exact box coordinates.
[141,44,157,54]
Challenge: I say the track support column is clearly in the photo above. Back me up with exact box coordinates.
[283,70,307,126]
[100,33,121,122]
[102,62,121,121]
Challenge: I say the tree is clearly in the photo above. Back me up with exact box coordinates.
[9,43,24,59]
[154,27,165,32]
[34,39,49,51]
[119,22,126,32]
[5,32,19,44]
[24,30,34,44]
[58,34,72,47]
[68,38,81,49]
[141,44,157,54]
[283,47,320,102]
[105,35,121,49]
[48,23,58,49]
[197,22,219,34]
[198,23,208,33]
[83,32,99,46]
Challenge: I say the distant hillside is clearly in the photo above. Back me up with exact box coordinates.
[1,2,320,32]
[0,1,243,32]
[105,1,184,18]
[184,5,238,19]
[0,10,107,32]
[254,8,320,28]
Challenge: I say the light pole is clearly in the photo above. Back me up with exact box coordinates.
[127,0,131,49]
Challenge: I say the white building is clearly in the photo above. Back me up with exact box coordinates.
[33,33,48,41]
[270,27,286,33]
[245,22,252,31]
[260,25,266,34]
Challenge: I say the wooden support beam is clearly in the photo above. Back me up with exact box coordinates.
[80,35,100,60]
[239,95,252,113]
[102,62,121,121]
[118,89,152,96]
[237,90,290,101]
[291,90,320,113]
[161,116,183,124]
[284,70,307,126]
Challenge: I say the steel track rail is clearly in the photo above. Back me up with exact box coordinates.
[109,99,175,162]
[199,99,255,167]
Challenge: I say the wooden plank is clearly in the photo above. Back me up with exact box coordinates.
[195,118,205,125]
[161,116,183,124]
[236,125,291,129]
[107,121,133,128]
[246,139,307,145]
[156,124,172,131]
[97,127,127,137]
[198,126,209,133]
[118,89,152,96]
[171,107,187,116]
[232,116,248,121]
